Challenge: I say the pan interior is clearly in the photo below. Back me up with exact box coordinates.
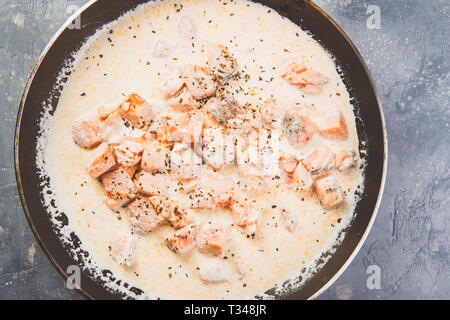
[16,0,385,300]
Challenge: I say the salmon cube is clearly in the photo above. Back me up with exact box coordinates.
[111,233,138,267]
[119,93,154,129]
[84,143,117,178]
[113,139,144,167]
[165,224,198,255]
[282,112,318,149]
[199,261,232,284]
[260,98,282,129]
[169,206,195,230]
[167,87,196,112]
[149,195,193,229]
[334,148,357,171]
[149,195,175,219]
[196,224,232,256]
[231,201,261,235]
[160,77,185,100]
[202,128,225,170]
[146,118,167,142]
[302,145,334,173]
[72,111,104,149]
[189,186,217,209]
[279,154,299,174]
[166,112,204,144]
[102,167,137,210]
[207,95,244,126]
[290,162,313,190]
[106,196,131,211]
[170,143,201,180]
[301,84,323,95]
[313,174,346,210]
[136,171,169,196]
[127,196,166,235]
[141,142,167,173]
[189,173,234,209]
[97,103,118,120]
[319,111,348,140]
[211,176,235,208]
[179,64,217,99]
[207,44,238,81]
[281,63,307,85]
[282,64,327,95]
[297,70,327,86]
[282,64,327,86]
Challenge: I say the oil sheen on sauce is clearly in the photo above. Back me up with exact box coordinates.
[41,0,364,299]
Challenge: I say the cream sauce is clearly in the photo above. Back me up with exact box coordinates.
[41,0,364,299]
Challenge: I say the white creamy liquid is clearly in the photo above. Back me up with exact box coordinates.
[39,0,364,299]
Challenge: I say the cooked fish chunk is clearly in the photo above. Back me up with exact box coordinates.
[160,76,185,100]
[101,111,145,145]
[141,142,168,173]
[170,143,201,181]
[260,98,282,129]
[289,162,313,190]
[318,110,348,141]
[302,145,334,173]
[279,154,299,174]
[282,63,328,95]
[128,196,165,235]
[334,147,357,171]
[148,195,175,219]
[113,139,144,167]
[230,200,261,235]
[210,175,235,208]
[118,93,153,129]
[296,70,327,86]
[189,185,216,209]
[281,63,307,84]
[72,109,104,149]
[199,261,232,284]
[197,224,232,256]
[313,174,345,210]
[102,167,138,210]
[207,44,238,82]
[150,195,194,229]
[165,112,205,144]
[169,206,195,230]
[282,112,318,149]
[85,143,117,178]
[208,95,244,126]
[136,171,169,196]
[167,87,196,112]
[146,117,167,142]
[201,127,226,170]
[179,64,216,99]
[111,233,138,267]
[188,172,235,209]
[165,224,198,255]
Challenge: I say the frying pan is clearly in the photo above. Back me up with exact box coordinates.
[14,0,387,300]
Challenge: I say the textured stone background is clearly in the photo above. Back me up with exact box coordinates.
[0,0,448,299]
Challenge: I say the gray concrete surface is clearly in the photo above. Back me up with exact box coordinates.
[0,0,448,300]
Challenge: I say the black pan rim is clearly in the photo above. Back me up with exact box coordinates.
[14,0,387,300]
